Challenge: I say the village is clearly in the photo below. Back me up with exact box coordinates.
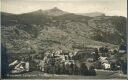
[8,44,127,77]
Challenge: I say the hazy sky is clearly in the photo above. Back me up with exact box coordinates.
[1,0,127,17]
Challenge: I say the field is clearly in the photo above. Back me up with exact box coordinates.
[5,70,127,79]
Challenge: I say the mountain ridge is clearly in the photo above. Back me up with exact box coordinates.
[76,12,105,17]
[1,7,106,17]
[1,8,126,53]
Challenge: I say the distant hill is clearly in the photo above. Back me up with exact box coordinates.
[1,8,126,53]
[76,12,105,17]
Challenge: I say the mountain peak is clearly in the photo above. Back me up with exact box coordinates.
[48,7,64,12]
[22,7,68,16]
[51,7,60,11]
[43,7,68,16]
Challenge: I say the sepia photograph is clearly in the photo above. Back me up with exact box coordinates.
[1,0,127,79]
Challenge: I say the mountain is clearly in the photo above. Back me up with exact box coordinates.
[22,7,68,16]
[76,12,105,17]
[42,7,69,16]
[1,8,126,54]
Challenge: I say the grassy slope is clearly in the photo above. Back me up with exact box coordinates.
[1,12,126,53]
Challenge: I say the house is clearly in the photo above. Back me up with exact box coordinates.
[25,61,29,71]
[102,63,110,70]
[9,60,19,67]
[10,61,26,74]
[118,44,127,54]
[87,58,94,62]
[38,60,45,72]
[98,57,110,70]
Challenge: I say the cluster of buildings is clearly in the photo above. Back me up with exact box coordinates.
[9,50,77,74]
[38,50,76,73]
[8,44,127,75]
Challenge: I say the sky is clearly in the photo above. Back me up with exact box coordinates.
[1,0,127,17]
